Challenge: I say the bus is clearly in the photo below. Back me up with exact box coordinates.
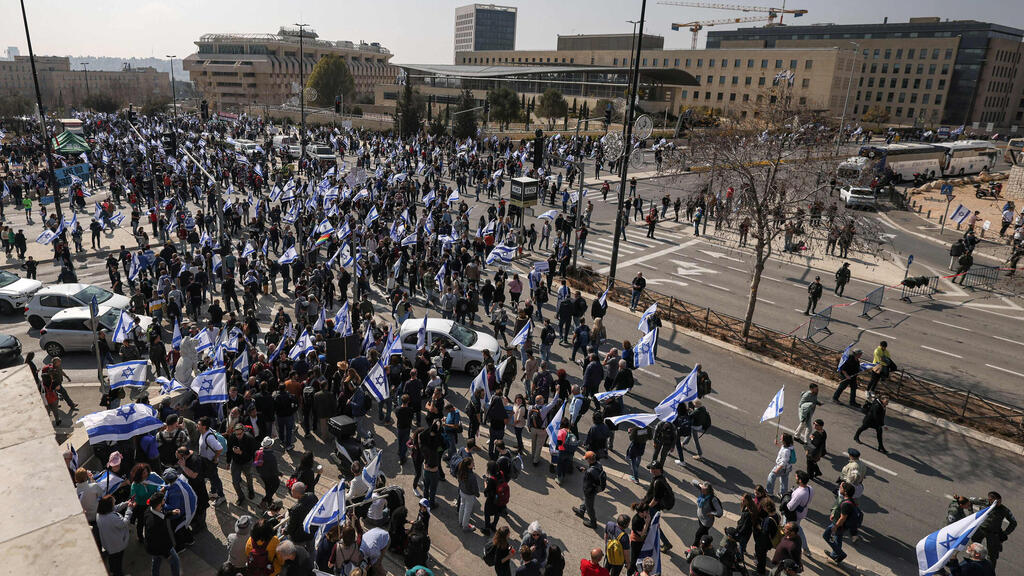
[933,140,998,176]
[1005,137,1024,165]
[857,143,946,182]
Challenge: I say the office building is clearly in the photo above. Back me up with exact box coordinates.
[0,56,170,111]
[557,34,663,52]
[707,17,1024,130]
[4,47,20,60]
[454,4,517,58]
[183,27,396,112]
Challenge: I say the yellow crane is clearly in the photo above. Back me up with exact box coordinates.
[658,1,808,25]
[671,15,776,49]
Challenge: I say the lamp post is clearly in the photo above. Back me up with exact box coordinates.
[81,62,90,100]
[295,23,309,174]
[835,41,859,154]
[165,55,178,122]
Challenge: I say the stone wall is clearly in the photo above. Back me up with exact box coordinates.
[1006,165,1024,202]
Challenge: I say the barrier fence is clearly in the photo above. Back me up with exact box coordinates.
[565,267,1024,445]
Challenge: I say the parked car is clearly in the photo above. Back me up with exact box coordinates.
[0,270,43,316]
[839,186,878,210]
[39,306,152,357]
[0,333,23,366]
[24,283,131,329]
[305,143,335,163]
[398,318,501,375]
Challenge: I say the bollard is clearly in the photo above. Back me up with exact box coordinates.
[927,209,931,218]
[917,204,922,213]
[939,215,945,225]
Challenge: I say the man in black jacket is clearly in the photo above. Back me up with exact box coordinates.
[287,482,318,555]
[805,276,823,315]
[854,395,888,454]
[833,349,863,407]
[227,423,257,505]
[144,491,182,574]
[572,451,605,527]
[643,462,675,553]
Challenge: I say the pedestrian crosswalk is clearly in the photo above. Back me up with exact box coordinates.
[579,234,674,265]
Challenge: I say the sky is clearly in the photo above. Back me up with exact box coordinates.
[3,0,1024,66]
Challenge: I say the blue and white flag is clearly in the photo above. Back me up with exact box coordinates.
[605,413,659,429]
[594,389,630,403]
[510,319,532,346]
[336,221,351,241]
[837,343,853,372]
[546,400,566,453]
[469,366,491,404]
[638,303,658,332]
[303,480,347,534]
[278,246,299,264]
[365,206,379,226]
[759,386,785,423]
[486,244,516,266]
[654,366,699,422]
[79,403,164,444]
[93,470,125,496]
[164,474,198,532]
[362,359,390,401]
[223,330,240,353]
[241,242,255,258]
[384,330,403,357]
[128,253,143,280]
[194,328,213,353]
[233,349,250,378]
[915,505,994,576]
[107,360,148,390]
[598,287,609,309]
[636,512,663,574]
[361,327,376,354]
[633,328,658,368]
[191,366,228,404]
[358,450,383,500]
[313,308,327,332]
[434,263,447,292]
[423,190,436,207]
[446,190,460,205]
[538,209,558,221]
[416,315,428,350]
[401,232,418,247]
[289,329,316,360]
[949,204,971,226]
[156,377,187,396]
[111,310,135,344]
[334,303,353,337]
[68,443,79,470]
[212,253,222,274]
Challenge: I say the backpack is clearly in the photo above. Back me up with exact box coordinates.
[449,451,466,477]
[788,447,797,466]
[497,454,520,482]
[595,466,608,493]
[204,430,226,462]
[606,532,626,566]
[779,490,797,522]
[528,408,544,430]
[246,540,273,576]
[697,372,712,398]
[495,481,510,506]
[764,515,782,548]
[253,447,264,468]
[843,500,864,533]
[659,479,676,510]
[483,541,498,567]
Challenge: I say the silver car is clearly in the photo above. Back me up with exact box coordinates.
[39,306,152,357]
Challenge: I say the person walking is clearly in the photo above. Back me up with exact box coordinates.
[833,349,863,407]
[196,416,226,505]
[604,514,631,576]
[854,395,889,454]
[784,470,814,557]
[766,433,797,497]
[688,479,723,547]
[968,491,1016,568]
[457,456,480,532]
[226,422,257,505]
[572,451,606,528]
[805,419,827,481]
[793,384,822,444]
[642,462,675,553]
[834,263,851,296]
[804,276,823,315]
[823,483,862,564]
[144,491,182,576]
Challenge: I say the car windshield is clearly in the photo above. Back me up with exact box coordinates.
[74,285,114,305]
[0,271,19,288]
[98,309,122,330]
[315,146,332,154]
[449,322,478,347]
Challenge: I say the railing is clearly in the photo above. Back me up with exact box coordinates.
[565,266,1024,446]
[959,265,1000,290]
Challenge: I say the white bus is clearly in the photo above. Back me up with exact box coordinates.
[933,140,998,176]
[858,143,946,182]
[1002,137,1023,166]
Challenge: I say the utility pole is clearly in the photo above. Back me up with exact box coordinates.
[608,0,647,281]
[295,23,309,174]
[19,0,63,227]
[835,41,859,155]
[568,116,609,270]
[81,62,90,99]
[165,55,178,123]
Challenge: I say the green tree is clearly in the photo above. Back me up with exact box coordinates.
[0,94,33,117]
[306,54,356,108]
[862,105,890,130]
[536,89,567,129]
[81,93,121,114]
[428,107,449,138]
[487,86,521,131]
[453,89,478,139]
[394,83,424,138]
[140,98,171,116]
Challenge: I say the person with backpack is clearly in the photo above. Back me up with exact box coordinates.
[572,451,606,528]
[650,419,677,469]
[824,482,862,564]
[689,479,724,547]
[642,462,675,553]
[528,396,547,466]
[766,433,797,497]
[784,470,814,557]
[604,514,630,576]
[483,460,509,536]
[680,400,709,462]
[483,525,516,576]
[196,416,226,506]
[753,498,781,575]
[405,519,431,571]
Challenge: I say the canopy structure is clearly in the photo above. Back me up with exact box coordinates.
[51,130,91,154]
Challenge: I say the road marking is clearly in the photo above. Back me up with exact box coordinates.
[863,329,896,340]
[879,307,911,316]
[726,265,748,273]
[636,262,657,270]
[780,423,898,476]
[986,364,1024,378]
[931,320,971,332]
[706,395,743,412]
[757,298,776,305]
[598,238,701,274]
[638,368,662,378]
[791,282,807,289]
[920,345,962,359]
[991,335,1024,347]
[706,283,732,292]
[762,275,783,282]
[698,249,744,262]
[692,256,715,265]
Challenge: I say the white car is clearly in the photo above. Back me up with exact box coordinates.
[39,306,153,357]
[25,283,131,329]
[305,143,335,163]
[398,318,501,375]
[0,270,42,316]
[839,186,878,210]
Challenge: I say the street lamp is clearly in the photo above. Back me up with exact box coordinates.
[165,55,178,122]
[835,41,860,154]
[81,62,90,100]
[295,23,309,174]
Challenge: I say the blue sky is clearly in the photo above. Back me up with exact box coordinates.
[3,0,1023,64]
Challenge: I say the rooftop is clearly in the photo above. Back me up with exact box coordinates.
[398,63,699,86]
[196,30,391,54]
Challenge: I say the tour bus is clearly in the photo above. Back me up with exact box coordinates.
[933,140,998,176]
[856,143,946,182]
[1005,137,1024,165]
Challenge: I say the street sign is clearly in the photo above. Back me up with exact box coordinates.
[940,184,954,196]
[54,163,91,187]
[907,254,914,266]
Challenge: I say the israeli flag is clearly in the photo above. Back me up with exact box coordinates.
[270,184,283,202]
[223,330,240,353]
[510,319,532,347]
[362,359,390,401]
[594,389,630,403]
[357,450,383,500]
[654,366,699,423]
[434,263,447,293]
[469,366,491,405]
[598,287,609,309]
[837,343,853,372]
[313,308,327,332]
[212,253,222,274]
[315,218,334,236]
[337,221,351,241]
[759,386,785,423]
[353,188,370,203]
[278,246,299,264]
[361,325,377,354]
[633,328,658,368]
[111,310,136,344]
[365,206,379,226]
[191,366,228,404]
[605,413,659,429]
[289,329,316,361]
[423,218,434,237]
[486,244,516,266]
[538,209,558,221]
[261,238,269,256]
[233,349,250,378]
[447,190,460,205]
[327,247,343,269]
[79,403,164,444]
[128,254,143,281]
[156,377,187,396]
[164,474,198,532]
[546,400,567,453]
[94,470,125,495]
[915,505,994,576]
[334,302,353,337]
[194,328,213,353]
[241,242,255,258]
[635,511,663,574]
[384,330,403,357]
[423,190,436,207]
[107,360,148,390]
[36,225,61,245]
[402,232,418,247]
[416,315,428,350]
[950,204,972,225]
[638,303,658,332]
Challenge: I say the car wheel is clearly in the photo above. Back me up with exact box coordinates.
[28,315,45,329]
[0,301,12,315]
[465,361,482,376]
[45,342,64,358]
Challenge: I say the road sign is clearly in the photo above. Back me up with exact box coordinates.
[907,254,914,266]
[940,184,954,196]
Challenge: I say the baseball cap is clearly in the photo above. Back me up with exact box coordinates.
[847,447,861,458]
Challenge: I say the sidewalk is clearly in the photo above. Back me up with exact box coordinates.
[907,180,1017,262]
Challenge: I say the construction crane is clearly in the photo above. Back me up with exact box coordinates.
[671,15,774,49]
[658,1,808,25]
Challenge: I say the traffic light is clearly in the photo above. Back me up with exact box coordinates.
[604,103,612,127]
[532,129,544,170]
[335,96,341,114]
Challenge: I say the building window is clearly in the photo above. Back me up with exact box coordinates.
[721,58,727,67]
[743,94,750,102]
[882,63,889,73]
[719,75,726,84]
[910,93,917,103]
[890,78,897,88]
[928,64,936,74]
[697,59,703,67]
[931,48,940,59]
[758,77,766,85]
[941,64,949,74]
[920,49,927,60]
[686,58,692,66]
[865,91,872,101]
[884,48,892,59]
[902,78,909,89]
[674,58,680,66]
[717,92,724,101]
[663,58,668,66]
[734,59,741,67]
[706,75,713,84]
[938,79,945,89]
[747,59,754,67]
[729,93,737,101]
[868,78,875,88]
[873,49,880,59]
[922,94,930,104]
[775,59,783,68]
[681,90,688,98]
[944,48,953,60]
[887,92,894,103]
[870,63,877,73]
[709,59,715,67]
[935,94,942,105]
[898,93,906,103]
[744,77,751,85]
[896,107,903,116]
[907,49,915,59]
[892,63,900,73]
[908,107,915,118]
[916,64,924,74]
[705,92,711,99]
[790,59,797,69]
[896,49,903,59]
[732,76,738,85]
[804,60,813,69]
[801,78,810,88]
[613,58,618,65]
[761,59,768,68]
[799,97,807,105]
